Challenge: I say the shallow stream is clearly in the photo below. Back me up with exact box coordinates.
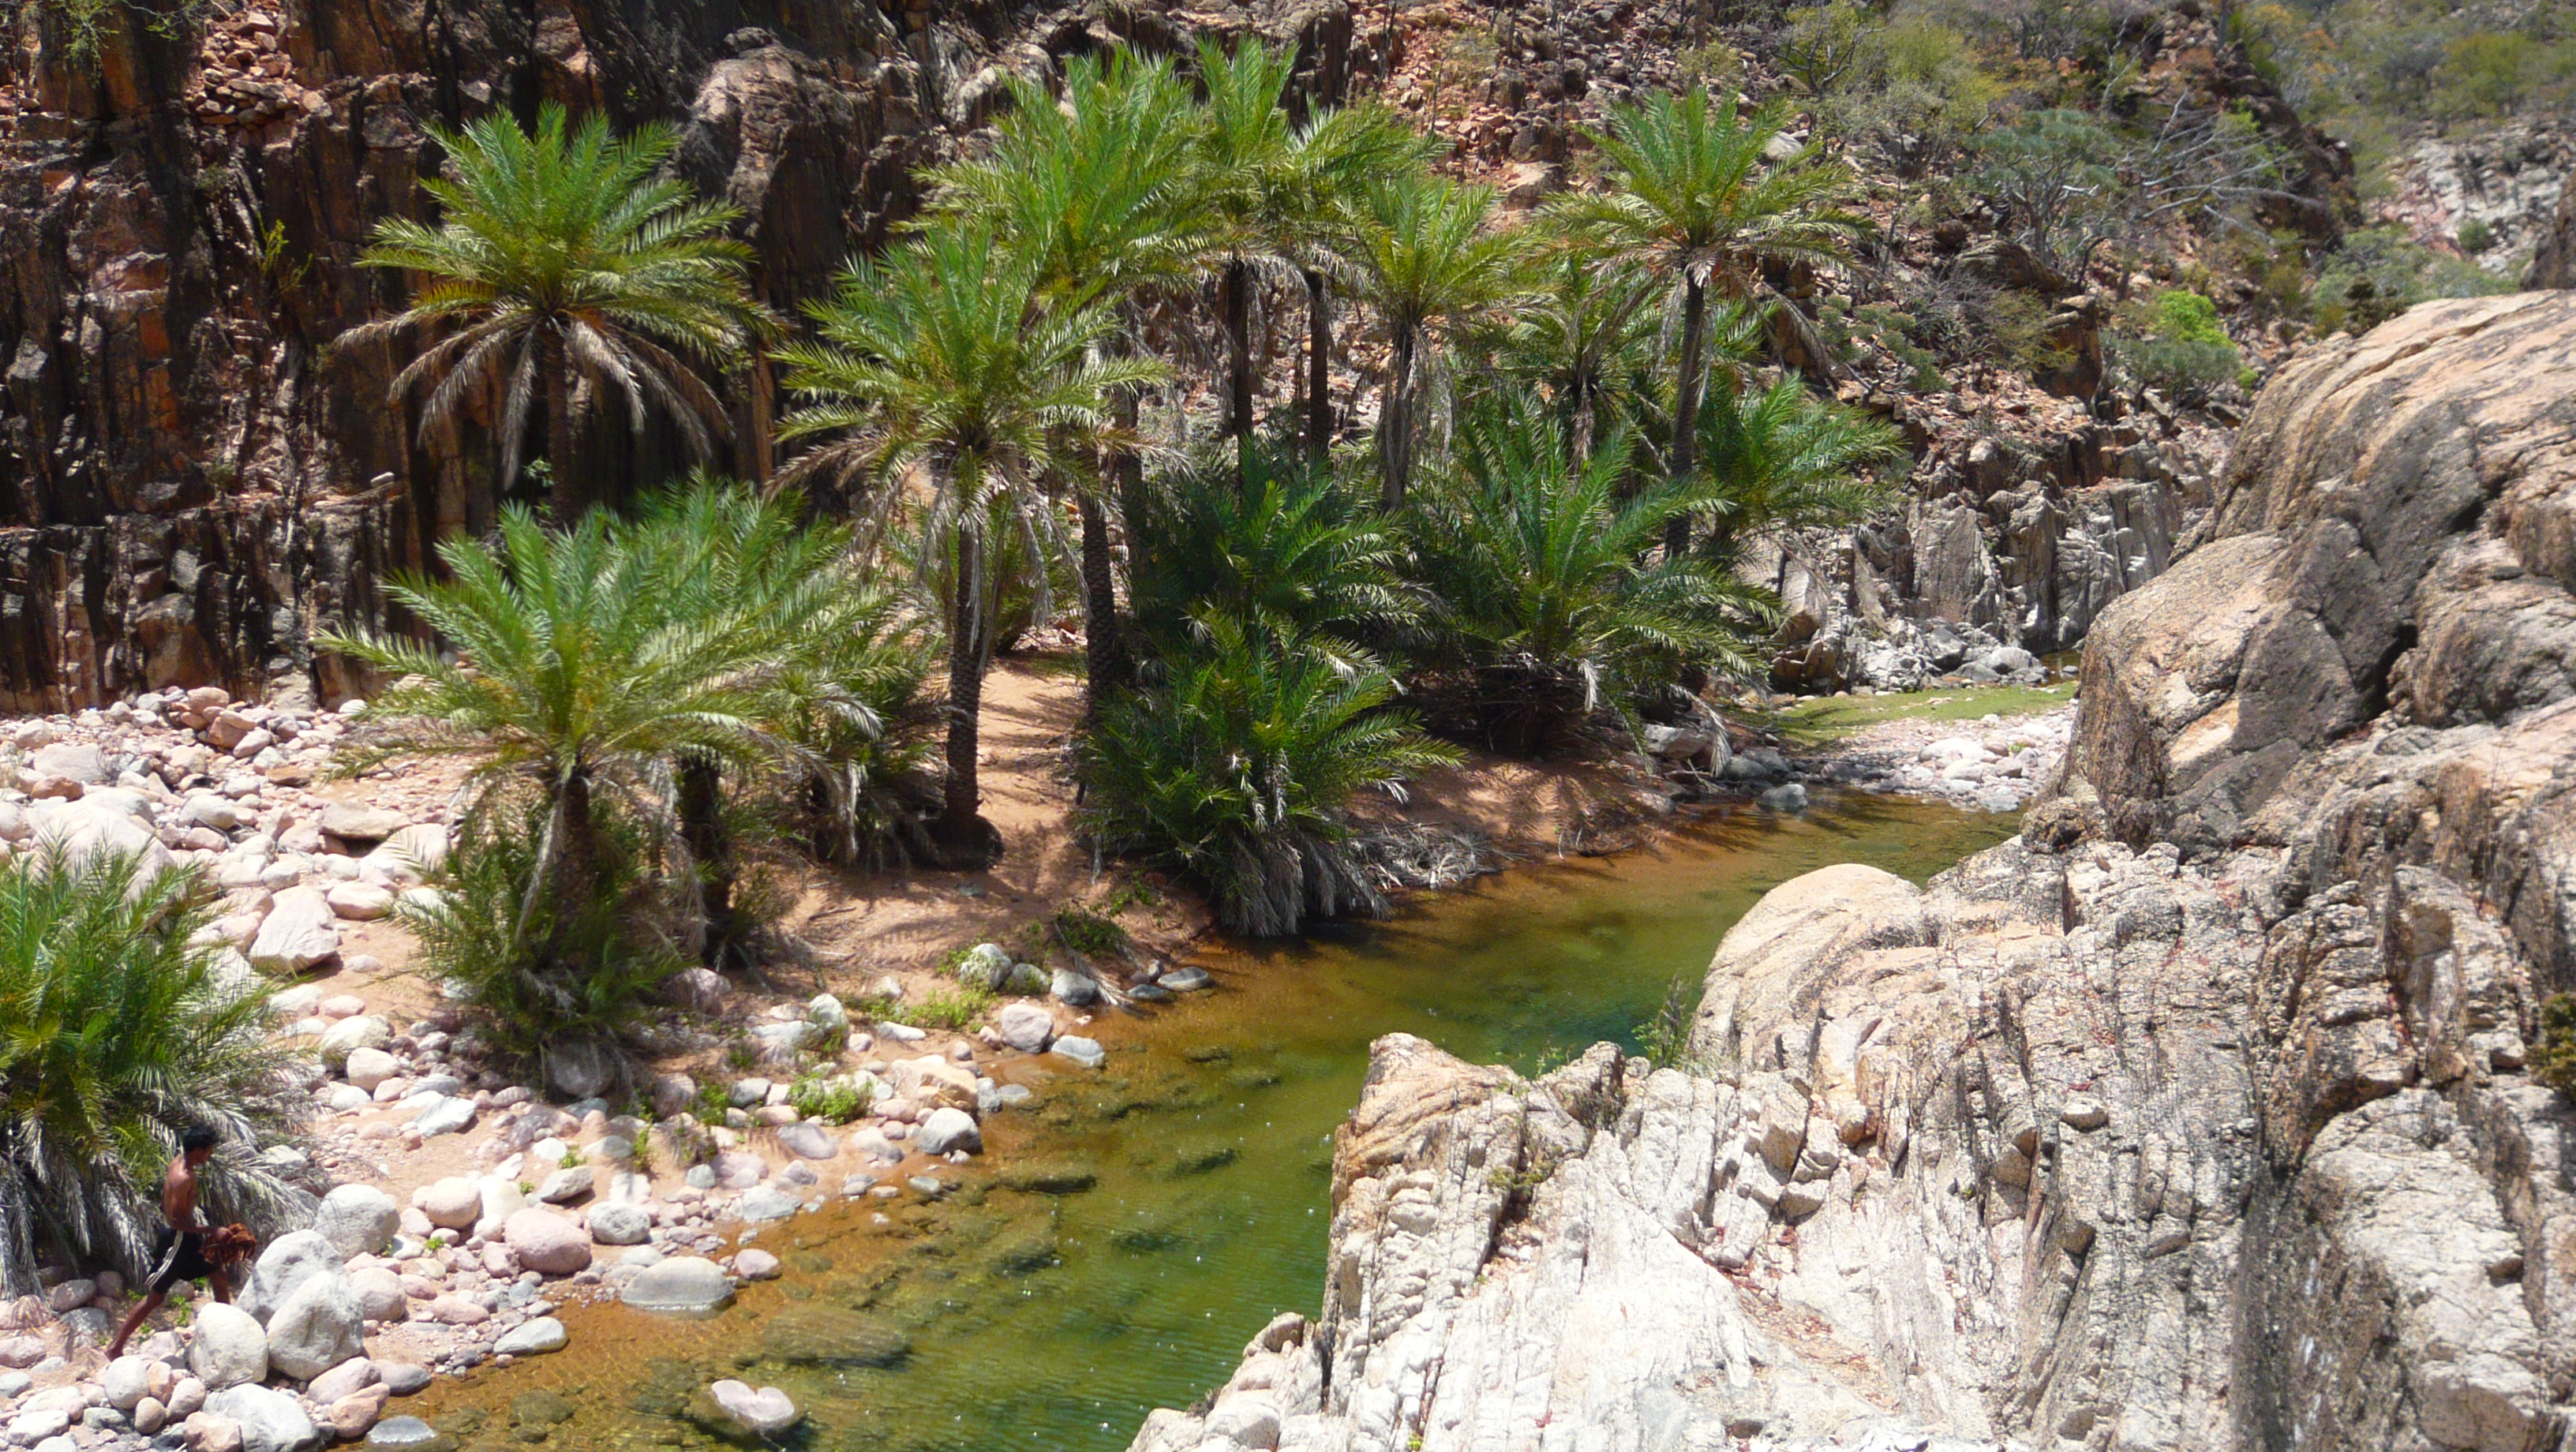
[417,792,2016,1452]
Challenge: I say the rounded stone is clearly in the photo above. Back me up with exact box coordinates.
[500,1210,591,1276]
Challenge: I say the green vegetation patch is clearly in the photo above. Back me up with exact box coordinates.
[1767,681,2076,746]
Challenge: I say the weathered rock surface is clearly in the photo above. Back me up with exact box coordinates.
[1131,293,2576,1452]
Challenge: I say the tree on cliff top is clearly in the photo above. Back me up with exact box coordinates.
[347,103,778,521]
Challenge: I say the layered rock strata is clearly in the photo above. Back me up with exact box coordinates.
[1129,291,2576,1451]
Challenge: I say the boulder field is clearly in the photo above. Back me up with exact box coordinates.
[1129,293,2576,1450]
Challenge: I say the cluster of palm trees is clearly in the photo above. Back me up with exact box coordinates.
[337,43,1897,930]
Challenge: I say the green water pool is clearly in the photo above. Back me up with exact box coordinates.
[422,791,2016,1452]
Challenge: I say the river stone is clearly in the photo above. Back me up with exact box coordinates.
[313,1185,400,1259]
[324,1388,390,1443]
[536,1166,593,1204]
[101,1357,154,1411]
[953,943,1012,990]
[204,1386,320,1452]
[183,1412,244,1452]
[706,1383,800,1437]
[1758,782,1810,812]
[916,1107,982,1156]
[187,1304,267,1390]
[344,1047,399,1093]
[492,1318,567,1357]
[761,1307,909,1367]
[318,803,406,847]
[349,1268,405,1323]
[545,1040,616,1101]
[774,1121,838,1161]
[733,1250,781,1281]
[363,1417,443,1452]
[410,1095,474,1138]
[247,887,339,974]
[998,1157,1099,1194]
[264,1270,365,1379]
[240,1230,338,1323]
[416,1177,479,1231]
[1161,967,1215,993]
[374,1364,432,1398]
[325,882,394,921]
[361,825,447,886]
[994,1001,1054,1053]
[1050,968,1100,1006]
[1050,1035,1106,1070]
[502,1210,591,1275]
[737,1185,801,1221]
[620,1257,732,1317]
[306,1360,376,1408]
[587,1203,650,1246]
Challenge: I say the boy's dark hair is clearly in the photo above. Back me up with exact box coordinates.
[178,1125,220,1153]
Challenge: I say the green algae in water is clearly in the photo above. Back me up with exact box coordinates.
[430,792,2015,1452]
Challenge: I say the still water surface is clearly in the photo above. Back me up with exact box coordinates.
[421,792,2016,1452]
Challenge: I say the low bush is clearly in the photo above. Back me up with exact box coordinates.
[0,848,308,1294]
[2533,994,2576,1098]
[395,793,683,1092]
[904,986,998,1032]
[787,1074,872,1124]
[1084,617,1457,937]
[2111,290,2242,401]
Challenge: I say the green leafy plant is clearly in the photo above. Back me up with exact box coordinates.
[2111,290,2245,401]
[1403,392,1777,754]
[786,1075,872,1125]
[392,793,681,1087]
[0,848,309,1294]
[1051,907,1129,958]
[906,986,998,1032]
[2532,994,2576,1097]
[1084,615,1458,937]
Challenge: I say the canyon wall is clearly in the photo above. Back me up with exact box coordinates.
[1132,290,2576,1451]
[0,0,1351,711]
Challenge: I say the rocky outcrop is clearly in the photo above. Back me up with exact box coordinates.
[1129,292,2576,1452]
[1765,417,2222,693]
[0,0,1354,711]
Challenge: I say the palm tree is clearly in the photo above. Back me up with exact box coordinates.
[1550,89,1862,552]
[0,849,307,1296]
[775,223,1163,865]
[1082,614,1457,937]
[1126,443,1417,670]
[920,51,1206,721]
[321,507,807,960]
[1186,39,1432,473]
[1347,174,1529,508]
[619,479,931,954]
[1478,246,1664,469]
[1694,372,1904,572]
[1406,391,1777,754]
[347,102,777,520]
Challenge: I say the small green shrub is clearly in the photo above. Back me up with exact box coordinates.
[2112,290,2242,401]
[1052,906,1128,957]
[2456,218,2496,254]
[2533,994,2576,1095]
[786,1074,871,1124]
[906,986,996,1031]
[691,1082,729,1124]
[396,795,682,1089]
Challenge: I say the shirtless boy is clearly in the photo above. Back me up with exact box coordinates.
[105,1125,231,1359]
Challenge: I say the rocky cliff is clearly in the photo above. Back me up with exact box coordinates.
[0,0,1352,711]
[1129,290,2576,1452]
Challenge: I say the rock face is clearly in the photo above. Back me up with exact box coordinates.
[1130,292,2576,1452]
[0,0,1359,710]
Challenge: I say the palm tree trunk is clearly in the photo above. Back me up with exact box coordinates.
[541,331,580,522]
[1664,276,1709,557]
[937,524,998,866]
[676,752,735,967]
[1222,256,1255,485]
[1305,268,1332,462]
[542,765,599,964]
[1078,489,1123,726]
[1378,324,1417,511]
